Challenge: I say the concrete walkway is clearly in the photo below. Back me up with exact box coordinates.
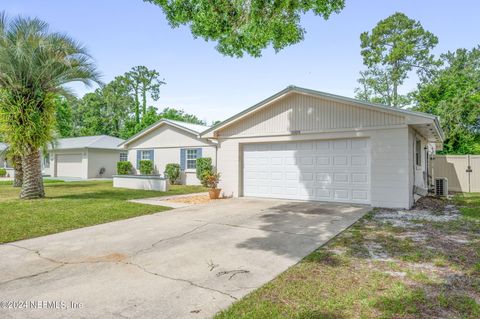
[0,198,370,319]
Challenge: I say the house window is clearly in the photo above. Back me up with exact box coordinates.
[120,152,128,162]
[141,150,153,161]
[415,139,421,166]
[186,149,198,169]
[43,154,50,169]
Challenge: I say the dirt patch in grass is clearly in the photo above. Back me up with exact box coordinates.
[216,195,480,319]
[165,194,212,205]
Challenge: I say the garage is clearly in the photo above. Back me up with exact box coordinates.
[243,138,370,204]
[56,154,83,178]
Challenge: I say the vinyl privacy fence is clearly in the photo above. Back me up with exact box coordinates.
[432,155,480,192]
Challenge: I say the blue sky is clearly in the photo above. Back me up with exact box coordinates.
[3,0,479,123]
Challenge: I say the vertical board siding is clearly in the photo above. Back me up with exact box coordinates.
[433,155,480,192]
[218,94,405,137]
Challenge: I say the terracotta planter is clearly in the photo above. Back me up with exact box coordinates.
[208,188,222,199]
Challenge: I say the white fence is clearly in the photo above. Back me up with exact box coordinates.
[432,155,480,192]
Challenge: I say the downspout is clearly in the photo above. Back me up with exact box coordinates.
[412,135,416,206]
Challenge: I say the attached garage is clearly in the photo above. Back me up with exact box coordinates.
[243,138,370,204]
[201,86,444,209]
[56,154,83,178]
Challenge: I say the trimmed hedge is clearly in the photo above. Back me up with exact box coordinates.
[165,163,180,184]
[0,168,6,177]
[117,161,132,175]
[139,160,154,175]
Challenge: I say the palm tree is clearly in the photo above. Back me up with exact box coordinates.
[0,12,100,199]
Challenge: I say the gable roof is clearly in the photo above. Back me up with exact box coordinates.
[200,85,444,142]
[49,135,125,151]
[119,119,210,147]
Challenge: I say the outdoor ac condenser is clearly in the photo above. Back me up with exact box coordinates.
[435,178,448,197]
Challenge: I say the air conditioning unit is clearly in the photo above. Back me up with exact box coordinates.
[435,178,448,196]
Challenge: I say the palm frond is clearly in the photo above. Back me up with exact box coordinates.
[0,12,100,154]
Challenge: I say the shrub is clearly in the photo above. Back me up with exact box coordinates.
[139,160,154,175]
[196,157,213,186]
[202,172,221,189]
[0,168,6,177]
[165,163,180,184]
[117,161,132,175]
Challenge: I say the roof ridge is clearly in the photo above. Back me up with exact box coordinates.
[87,135,106,147]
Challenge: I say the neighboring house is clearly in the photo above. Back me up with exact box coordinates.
[43,135,125,179]
[200,86,444,209]
[119,119,215,185]
[0,142,15,177]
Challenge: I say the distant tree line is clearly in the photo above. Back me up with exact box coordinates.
[354,12,480,154]
[55,65,208,140]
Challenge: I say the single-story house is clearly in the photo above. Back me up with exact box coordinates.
[119,119,215,185]
[0,142,15,177]
[43,135,125,179]
[199,86,444,209]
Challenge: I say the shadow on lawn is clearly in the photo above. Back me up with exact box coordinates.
[46,183,96,189]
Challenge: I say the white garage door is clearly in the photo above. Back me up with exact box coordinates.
[56,154,83,178]
[243,138,370,204]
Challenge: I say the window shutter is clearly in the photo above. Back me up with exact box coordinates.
[180,149,186,170]
[196,148,202,159]
[149,150,154,162]
[136,150,141,169]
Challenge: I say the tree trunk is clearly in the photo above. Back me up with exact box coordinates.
[12,155,23,187]
[142,89,147,116]
[393,81,398,107]
[20,148,44,199]
[134,88,140,124]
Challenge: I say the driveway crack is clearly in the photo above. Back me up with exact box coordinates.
[124,261,238,300]
[6,243,65,265]
[131,223,209,257]
[0,264,64,286]
[194,220,318,238]
[1,224,211,286]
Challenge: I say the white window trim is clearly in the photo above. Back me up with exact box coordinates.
[141,150,153,161]
[415,139,422,169]
[185,149,198,171]
[120,152,128,162]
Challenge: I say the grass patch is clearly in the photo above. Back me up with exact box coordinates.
[454,193,480,220]
[216,194,480,319]
[0,180,206,243]
[438,293,480,317]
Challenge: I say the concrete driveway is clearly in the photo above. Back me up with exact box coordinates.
[0,198,370,319]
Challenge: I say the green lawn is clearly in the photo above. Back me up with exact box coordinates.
[0,180,206,243]
[216,194,480,319]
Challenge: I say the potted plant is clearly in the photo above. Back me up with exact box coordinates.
[203,172,221,199]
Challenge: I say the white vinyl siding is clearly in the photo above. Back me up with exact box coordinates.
[243,139,370,204]
[218,93,405,137]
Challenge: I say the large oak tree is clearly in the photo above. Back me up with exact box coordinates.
[144,0,345,57]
